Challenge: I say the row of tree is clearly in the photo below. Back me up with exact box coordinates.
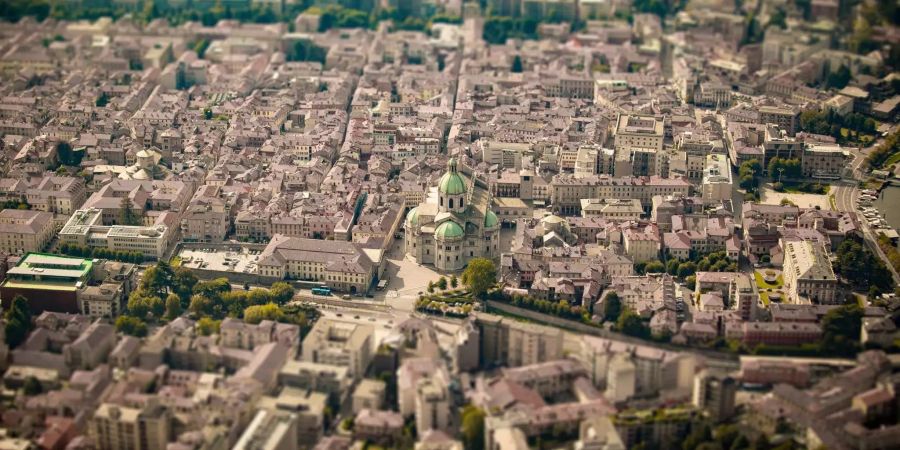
[58,242,147,264]
[835,235,894,294]
[865,130,900,170]
[799,109,877,143]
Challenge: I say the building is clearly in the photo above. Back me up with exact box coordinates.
[551,175,691,216]
[258,235,376,294]
[0,209,54,255]
[301,318,373,380]
[59,208,176,259]
[692,370,737,422]
[415,376,452,433]
[701,154,732,205]
[758,106,800,136]
[782,240,838,304]
[0,253,92,314]
[405,158,501,271]
[580,199,643,221]
[353,379,386,414]
[476,313,564,368]
[89,402,170,450]
[233,410,299,450]
[802,144,848,179]
[614,114,664,154]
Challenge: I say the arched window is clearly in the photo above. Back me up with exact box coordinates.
[449,198,454,209]
[460,198,464,208]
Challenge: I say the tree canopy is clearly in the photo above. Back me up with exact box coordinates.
[462,258,497,299]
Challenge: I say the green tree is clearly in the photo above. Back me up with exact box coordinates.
[189,294,215,317]
[511,54,523,73]
[196,317,221,336]
[243,303,284,324]
[269,282,295,304]
[677,262,697,279]
[460,405,486,450]
[23,376,43,395]
[164,294,182,320]
[645,260,665,273]
[95,92,109,107]
[4,295,33,348]
[821,303,863,356]
[193,278,231,300]
[450,275,458,289]
[119,196,141,226]
[617,308,650,339]
[172,267,198,304]
[602,292,622,322]
[115,315,148,337]
[248,288,271,305]
[436,276,448,290]
[462,258,497,299]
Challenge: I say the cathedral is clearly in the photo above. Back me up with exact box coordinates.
[405,158,500,271]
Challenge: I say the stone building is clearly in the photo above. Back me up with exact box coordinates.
[405,158,500,271]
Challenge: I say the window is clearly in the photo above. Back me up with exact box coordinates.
[449,198,454,209]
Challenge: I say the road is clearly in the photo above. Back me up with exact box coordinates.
[832,140,900,286]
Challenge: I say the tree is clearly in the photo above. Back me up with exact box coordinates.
[767,7,787,29]
[193,278,231,300]
[677,262,697,279]
[602,292,622,322]
[269,282,294,304]
[243,303,284,324]
[666,259,679,275]
[196,317,221,336]
[617,308,650,339]
[686,275,697,290]
[248,288,271,306]
[115,316,148,337]
[4,295,33,348]
[436,276,448,290]
[826,65,852,90]
[164,294,182,320]
[119,196,141,226]
[511,55,523,73]
[450,275,458,289]
[169,266,196,301]
[645,260,665,273]
[23,376,42,395]
[95,92,109,107]
[460,405,486,450]
[821,303,863,356]
[462,258,497,299]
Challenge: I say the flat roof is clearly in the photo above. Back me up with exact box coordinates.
[7,267,88,278]
[0,280,79,291]
[22,253,87,267]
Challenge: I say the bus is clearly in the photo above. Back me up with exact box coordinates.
[311,287,332,296]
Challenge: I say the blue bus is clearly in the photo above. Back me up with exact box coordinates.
[311,287,332,296]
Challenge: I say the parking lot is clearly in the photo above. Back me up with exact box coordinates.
[177,247,262,274]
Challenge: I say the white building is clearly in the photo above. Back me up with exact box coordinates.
[59,208,175,259]
[782,239,838,304]
[701,154,732,204]
[301,319,373,381]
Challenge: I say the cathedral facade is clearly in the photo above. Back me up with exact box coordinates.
[405,158,500,271]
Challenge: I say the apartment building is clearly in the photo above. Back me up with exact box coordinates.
[701,154,732,204]
[89,402,170,450]
[580,198,644,221]
[802,144,849,179]
[0,175,87,214]
[476,313,564,368]
[0,209,54,255]
[758,105,800,136]
[301,318,374,380]
[233,410,299,450]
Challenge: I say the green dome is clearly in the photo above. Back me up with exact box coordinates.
[435,221,464,240]
[405,207,419,227]
[438,158,467,196]
[484,210,499,228]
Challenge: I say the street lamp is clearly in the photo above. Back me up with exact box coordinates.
[778,167,785,183]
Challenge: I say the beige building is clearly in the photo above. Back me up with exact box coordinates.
[802,144,848,179]
[233,410,299,450]
[551,175,690,216]
[301,318,373,380]
[782,239,838,304]
[580,198,644,221]
[258,235,376,294]
[476,313,564,368]
[701,154,732,205]
[0,175,87,215]
[89,402,170,450]
[0,209,54,255]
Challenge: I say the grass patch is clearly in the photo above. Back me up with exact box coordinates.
[759,291,771,306]
[884,151,900,167]
[780,181,830,195]
[829,194,837,210]
[170,255,182,267]
[754,271,783,289]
